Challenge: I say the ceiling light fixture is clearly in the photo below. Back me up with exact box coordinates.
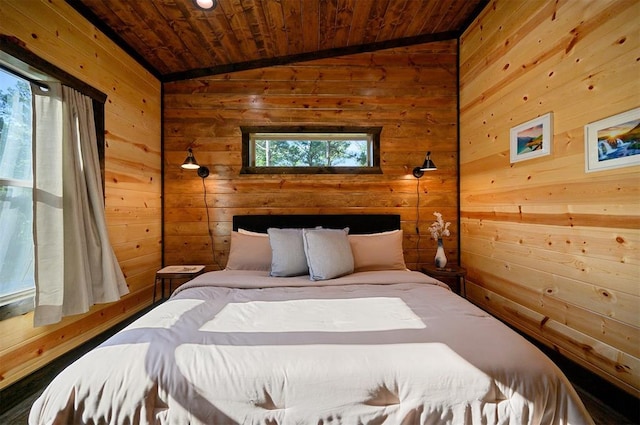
[193,0,217,11]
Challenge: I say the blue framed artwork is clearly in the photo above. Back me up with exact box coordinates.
[510,112,553,163]
[585,107,640,173]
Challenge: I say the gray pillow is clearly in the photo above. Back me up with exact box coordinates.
[303,228,354,281]
[267,228,308,276]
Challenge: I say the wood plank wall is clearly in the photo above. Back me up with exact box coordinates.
[459,0,639,395]
[163,41,459,274]
[0,0,161,389]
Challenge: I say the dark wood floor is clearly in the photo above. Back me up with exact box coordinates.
[1,306,638,425]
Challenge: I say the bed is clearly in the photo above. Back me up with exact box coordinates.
[29,214,594,425]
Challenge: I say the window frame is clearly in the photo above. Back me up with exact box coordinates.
[241,126,382,174]
[0,38,107,320]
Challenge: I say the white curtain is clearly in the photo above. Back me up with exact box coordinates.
[32,83,128,327]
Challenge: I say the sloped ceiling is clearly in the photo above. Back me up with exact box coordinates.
[67,0,487,82]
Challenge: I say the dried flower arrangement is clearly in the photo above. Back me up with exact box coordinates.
[428,212,451,240]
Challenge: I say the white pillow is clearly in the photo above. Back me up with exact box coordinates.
[267,228,308,277]
[225,231,272,271]
[303,228,354,281]
[349,229,407,272]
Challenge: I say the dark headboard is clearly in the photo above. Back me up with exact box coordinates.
[233,214,401,234]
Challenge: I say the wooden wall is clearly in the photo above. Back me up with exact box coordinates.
[0,0,161,389]
[459,0,639,395]
[163,41,459,273]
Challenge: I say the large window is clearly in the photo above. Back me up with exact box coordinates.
[0,41,107,320]
[241,126,382,174]
[0,69,34,307]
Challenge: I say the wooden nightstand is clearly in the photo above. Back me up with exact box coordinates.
[421,264,467,297]
[153,265,205,303]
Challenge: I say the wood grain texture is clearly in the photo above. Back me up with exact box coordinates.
[70,0,484,77]
[459,0,640,396]
[0,0,161,389]
[163,40,459,273]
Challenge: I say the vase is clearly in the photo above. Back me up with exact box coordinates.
[435,238,447,269]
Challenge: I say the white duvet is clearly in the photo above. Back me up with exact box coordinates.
[29,270,594,424]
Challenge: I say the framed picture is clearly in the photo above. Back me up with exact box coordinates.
[584,107,640,173]
[510,112,552,163]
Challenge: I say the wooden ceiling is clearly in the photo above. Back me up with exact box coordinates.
[67,0,487,82]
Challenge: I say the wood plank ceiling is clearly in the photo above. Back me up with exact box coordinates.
[66,0,486,82]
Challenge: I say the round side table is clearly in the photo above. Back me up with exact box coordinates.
[421,264,467,297]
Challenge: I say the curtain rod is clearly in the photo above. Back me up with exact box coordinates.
[0,36,107,104]
[0,63,50,90]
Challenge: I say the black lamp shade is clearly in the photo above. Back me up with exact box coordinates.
[182,148,200,170]
[412,151,437,178]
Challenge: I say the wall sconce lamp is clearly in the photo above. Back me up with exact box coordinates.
[192,0,217,10]
[412,151,437,178]
[181,148,219,269]
[181,148,210,178]
[413,150,438,266]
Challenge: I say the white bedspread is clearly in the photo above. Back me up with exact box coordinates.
[29,270,593,424]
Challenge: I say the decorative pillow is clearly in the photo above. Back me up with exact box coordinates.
[302,228,354,281]
[348,229,407,272]
[267,228,308,277]
[225,231,272,271]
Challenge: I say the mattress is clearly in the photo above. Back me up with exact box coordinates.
[29,270,593,424]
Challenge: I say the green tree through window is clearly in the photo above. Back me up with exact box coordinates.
[254,139,367,167]
[242,127,381,174]
[0,69,34,306]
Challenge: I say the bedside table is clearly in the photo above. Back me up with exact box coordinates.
[421,264,467,297]
[153,265,205,303]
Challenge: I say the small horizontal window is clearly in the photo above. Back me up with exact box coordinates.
[241,126,381,174]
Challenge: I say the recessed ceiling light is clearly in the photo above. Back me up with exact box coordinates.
[193,0,217,10]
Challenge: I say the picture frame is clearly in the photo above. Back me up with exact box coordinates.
[584,107,640,173]
[510,112,553,163]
